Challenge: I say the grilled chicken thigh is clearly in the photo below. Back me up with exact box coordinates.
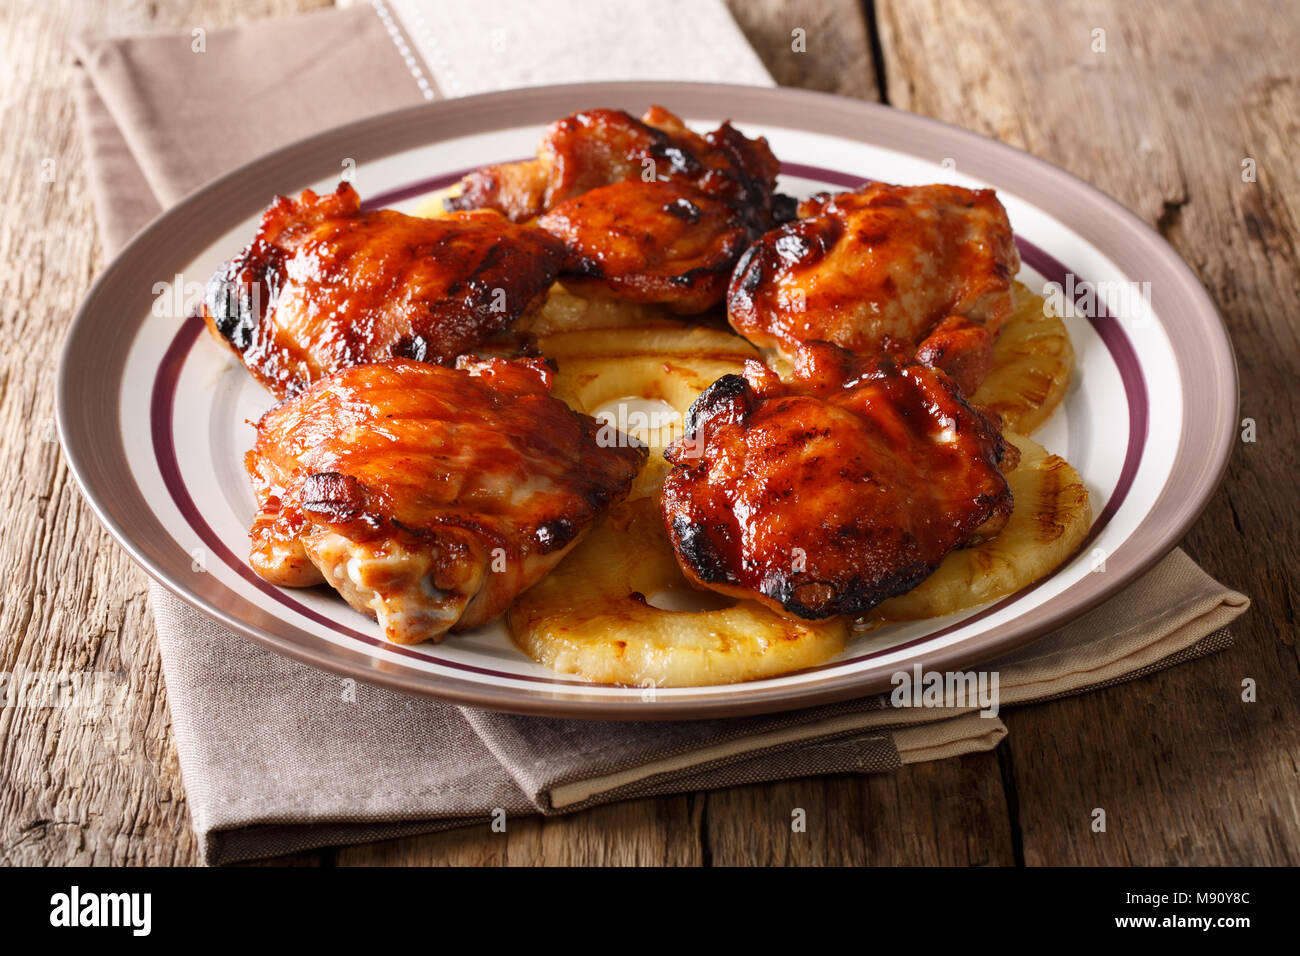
[245,357,645,644]
[447,106,781,227]
[203,182,564,397]
[661,342,1017,619]
[728,182,1020,393]
[447,106,783,313]
[535,180,751,314]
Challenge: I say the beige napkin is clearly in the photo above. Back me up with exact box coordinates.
[71,0,1249,865]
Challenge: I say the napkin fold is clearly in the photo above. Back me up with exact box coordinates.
[72,0,1249,865]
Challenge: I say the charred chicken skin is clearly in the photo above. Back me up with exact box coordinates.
[728,182,1021,393]
[245,356,646,644]
[447,106,784,313]
[203,182,565,397]
[446,106,782,226]
[536,180,751,314]
[661,342,1017,619]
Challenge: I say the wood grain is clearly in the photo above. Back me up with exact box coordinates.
[703,753,1015,866]
[875,0,1300,865]
[722,0,879,99]
[0,0,331,868]
[0,0,1295,867]
[335,797,703,866]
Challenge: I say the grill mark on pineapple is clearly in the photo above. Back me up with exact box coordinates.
[1033,456,1072,542]
[973,283,1073,434]
[1017,370,1053,405]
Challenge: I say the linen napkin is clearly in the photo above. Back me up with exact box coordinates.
[71,0,1249,865]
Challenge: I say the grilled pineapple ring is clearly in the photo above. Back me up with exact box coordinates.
[971,281,1074,434]
[505,292,1081,685]
[523,286,677,336]
[537,321,761,499]
[869,431,1092,622]
[507,496,848,686]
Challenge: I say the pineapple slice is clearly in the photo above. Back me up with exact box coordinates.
[521,286,680,336]
[868,431,1093,622]
[970,281,1075,434]
[537,321,760,498]
[507,497,848,687]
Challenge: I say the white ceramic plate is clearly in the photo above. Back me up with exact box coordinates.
[58,83,1237,718]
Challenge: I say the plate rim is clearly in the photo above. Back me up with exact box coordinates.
[56,81,1239,720]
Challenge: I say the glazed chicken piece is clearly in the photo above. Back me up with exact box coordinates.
[203,182,564,397]
[535,180,751,314]
[728,182,1020,393]
[245,356,646,644]
[447,106,783,313]
[661,342,1017,619]
[446,106,782,229]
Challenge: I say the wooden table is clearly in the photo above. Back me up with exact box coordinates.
[2,0,1296,866]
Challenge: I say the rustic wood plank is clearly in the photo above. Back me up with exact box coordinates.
[334,797,704,866]
[723,0,879,99]
[704,752,1016,865]
[0,0,330,868]
[875,0,1300,865]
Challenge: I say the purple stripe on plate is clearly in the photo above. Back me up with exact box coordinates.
[361,168,475,211]
[153,161,1148,686]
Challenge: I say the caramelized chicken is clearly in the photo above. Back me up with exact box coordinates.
[245,357,646,643]
[203,182,564,397]
[661,342,1016,619]
[535,180,751,314]
[728,182,1020,393]
[447,106,782,229]
[447,106,783,313]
